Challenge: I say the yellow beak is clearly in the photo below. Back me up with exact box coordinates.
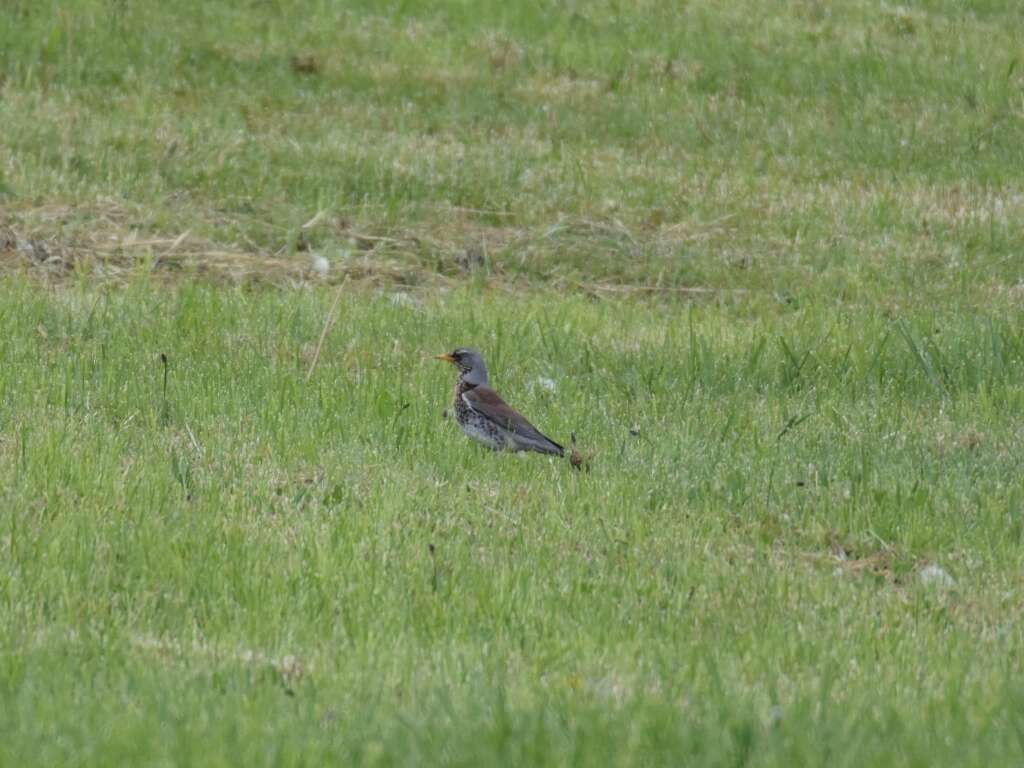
[433,353,456,363]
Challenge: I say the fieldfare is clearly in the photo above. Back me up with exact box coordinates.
[433,348,564,456]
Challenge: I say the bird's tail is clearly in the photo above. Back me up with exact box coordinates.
[531,433,564,456]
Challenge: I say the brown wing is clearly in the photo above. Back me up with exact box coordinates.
[463,386,564,455]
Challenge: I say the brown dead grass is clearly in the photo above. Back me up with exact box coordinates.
[1,202,440,289]
[0,201,737,294]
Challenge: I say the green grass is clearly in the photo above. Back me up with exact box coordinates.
[2,0,1024,301]
[2,281,1024,765]
[2,0,1024,765]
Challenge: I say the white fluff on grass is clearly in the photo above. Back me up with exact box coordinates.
[532,376,557,393]
[310,253,330,277]
[919,564,956,588]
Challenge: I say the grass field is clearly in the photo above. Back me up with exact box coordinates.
[2,1,1024,765]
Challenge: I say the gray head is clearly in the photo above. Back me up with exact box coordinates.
[434,347,489,386]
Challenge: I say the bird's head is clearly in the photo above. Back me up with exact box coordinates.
[433,347,489,386]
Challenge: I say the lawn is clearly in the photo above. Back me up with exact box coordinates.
[2,1,1024,765]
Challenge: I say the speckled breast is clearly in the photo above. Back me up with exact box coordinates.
[453,379,507,450]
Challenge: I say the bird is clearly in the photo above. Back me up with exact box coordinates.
[433,347,564,456]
